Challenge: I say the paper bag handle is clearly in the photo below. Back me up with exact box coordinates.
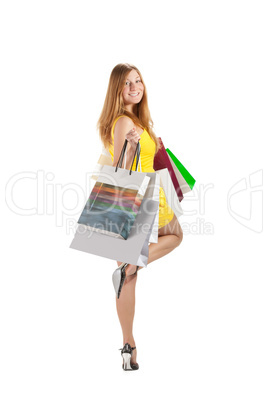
[115,139,141,175]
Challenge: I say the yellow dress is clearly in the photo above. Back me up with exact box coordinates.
[109,115,174,229]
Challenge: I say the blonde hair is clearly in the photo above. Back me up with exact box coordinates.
[97,63,161,154]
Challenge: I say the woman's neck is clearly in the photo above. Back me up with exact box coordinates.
[124,104,138,115]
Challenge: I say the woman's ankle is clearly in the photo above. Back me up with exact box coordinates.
[123,337,135,347]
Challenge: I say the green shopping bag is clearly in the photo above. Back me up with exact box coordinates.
[166,148,196,193]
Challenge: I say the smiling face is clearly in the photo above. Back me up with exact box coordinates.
[122,69,144,112]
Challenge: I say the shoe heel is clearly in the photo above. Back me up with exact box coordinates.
[122,353,132,370]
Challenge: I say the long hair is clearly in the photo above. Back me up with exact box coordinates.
[97,63,161,154]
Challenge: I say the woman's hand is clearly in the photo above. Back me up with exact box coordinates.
[125,127,141,150]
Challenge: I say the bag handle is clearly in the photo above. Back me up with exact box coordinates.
[129,141,141,175]
[115,139,141,175]
[123,142,142,172]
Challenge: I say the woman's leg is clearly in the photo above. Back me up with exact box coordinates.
[115,214,183,364]
[115,271,138,364]
[146,212,183,265]
[123,213,183,274]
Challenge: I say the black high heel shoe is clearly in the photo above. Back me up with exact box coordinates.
[112,264,139,299]
[119,343,139,371]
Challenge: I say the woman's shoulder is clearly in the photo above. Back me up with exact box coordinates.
[113,114,134,126]
[112,115,134,136]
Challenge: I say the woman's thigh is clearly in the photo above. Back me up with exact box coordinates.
[158,213,183,238]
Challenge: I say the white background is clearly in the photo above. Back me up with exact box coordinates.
[1,0,267,401]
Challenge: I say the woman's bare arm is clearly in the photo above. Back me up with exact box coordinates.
[112,116,141,170]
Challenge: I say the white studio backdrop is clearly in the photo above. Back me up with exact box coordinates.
[1,1,267,401]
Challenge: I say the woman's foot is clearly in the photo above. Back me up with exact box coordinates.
[130,346,137,365]
[123,337,138,366]
[120,342,139,370]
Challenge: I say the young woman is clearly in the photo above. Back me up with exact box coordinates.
[97,63,183,371]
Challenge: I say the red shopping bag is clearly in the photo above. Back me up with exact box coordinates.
[153,137,184,202]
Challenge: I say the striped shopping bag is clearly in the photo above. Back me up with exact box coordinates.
[78,140,151,240]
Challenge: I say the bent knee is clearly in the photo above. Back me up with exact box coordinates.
[174,229,183,247]
[124,273,138,285]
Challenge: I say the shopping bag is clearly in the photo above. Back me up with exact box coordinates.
[69,194,159,267]
[91,146,114,181]
[166,153,192,194]
[89,142,160,244]
[157,168,184,222]
[166,148,196,191]
[77,140,151,240]
[70,140,160,266]
[153,137,184,202]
